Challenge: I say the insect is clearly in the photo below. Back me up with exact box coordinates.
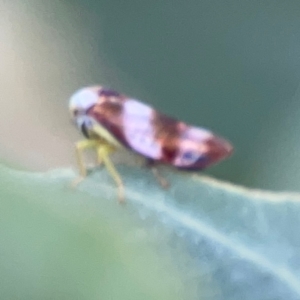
[69,86,233,203]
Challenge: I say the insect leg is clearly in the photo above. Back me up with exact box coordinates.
[151,167,170,189]
[72,139,99,187]
[145,159,170,189]
[97,144,125,203]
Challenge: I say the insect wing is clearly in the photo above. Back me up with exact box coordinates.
[88,97,164,160]
[122,99,163,159]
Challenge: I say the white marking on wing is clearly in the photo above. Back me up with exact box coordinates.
[184,127,212,140]
[123,99,162,159]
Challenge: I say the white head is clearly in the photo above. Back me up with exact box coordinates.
[69,86,101,128]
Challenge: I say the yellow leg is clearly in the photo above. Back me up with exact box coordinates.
[96,144,125,203]
[145,159,169,189]
[151,167,169,189]
[72,139,99,187]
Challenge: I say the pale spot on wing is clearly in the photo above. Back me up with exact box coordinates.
[173,126,212,167]
[184,127,213,140]
[123,99,162,159]
[173,143,209,167]
[124,99,151,115]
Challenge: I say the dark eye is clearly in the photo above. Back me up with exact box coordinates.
[80,118,93,138]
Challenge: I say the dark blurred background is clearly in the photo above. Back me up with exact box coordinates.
[2,0,300,192]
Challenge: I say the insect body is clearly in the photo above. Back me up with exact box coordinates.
[69,86,233,203]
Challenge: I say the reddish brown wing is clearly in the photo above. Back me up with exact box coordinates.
[88,95,182,163]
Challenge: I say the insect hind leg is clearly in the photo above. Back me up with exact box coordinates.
[145,159,170,189]
[96,144,125,203]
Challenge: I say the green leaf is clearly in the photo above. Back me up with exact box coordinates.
[0,164,299,300]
